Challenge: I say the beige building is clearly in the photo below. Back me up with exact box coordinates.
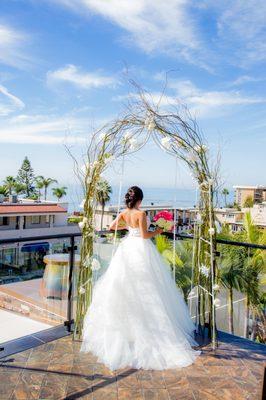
[95,204,197,232]
[234,185,266,207]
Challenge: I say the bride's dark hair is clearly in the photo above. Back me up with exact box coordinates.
[125,186,143,209]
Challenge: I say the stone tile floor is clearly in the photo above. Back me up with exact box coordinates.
[0,332,265,400]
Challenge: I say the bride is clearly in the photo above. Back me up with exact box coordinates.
[81,186,200,370]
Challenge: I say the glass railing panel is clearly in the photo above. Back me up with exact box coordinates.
[71,231,125,329]
[0,237,73,344]
[70,231,265,343]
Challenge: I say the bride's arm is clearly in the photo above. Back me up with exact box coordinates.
[109,213,127,231]
[139,211,163,239]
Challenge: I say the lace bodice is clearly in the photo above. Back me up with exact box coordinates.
[127,216,151,237]
[127,226,141,237]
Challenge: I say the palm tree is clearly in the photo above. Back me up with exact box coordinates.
[243,195,254,208]
[3,176,16,196]
[221,188,229,207]
[35,176,58,200]
[219,231,247,334]
[52,186,67,201]
[13,183,26,196]
[155,235,192,301]
[242,212,264,338]
[0,186,8,196]
[35,178,44,201]
[220,255,247,334]
[96,179,112,230]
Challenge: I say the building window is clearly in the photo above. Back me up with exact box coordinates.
[0,216,9,226]
[31,216,41,224]
[45,215,50,224]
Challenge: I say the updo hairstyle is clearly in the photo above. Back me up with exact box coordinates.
[125,186,143,209]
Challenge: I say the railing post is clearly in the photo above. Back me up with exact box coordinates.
[66,235,76,332]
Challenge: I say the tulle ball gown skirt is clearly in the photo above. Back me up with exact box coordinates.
[81,230,200,371]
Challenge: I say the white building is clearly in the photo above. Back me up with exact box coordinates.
[95,203,197,232]
[0,197,79,275]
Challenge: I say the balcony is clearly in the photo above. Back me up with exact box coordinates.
[0,332,265,399]
[0,231,265,399]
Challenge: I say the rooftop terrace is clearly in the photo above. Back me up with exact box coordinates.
[0,331,265,400]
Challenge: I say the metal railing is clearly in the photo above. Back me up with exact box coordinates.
[0,229,265,351]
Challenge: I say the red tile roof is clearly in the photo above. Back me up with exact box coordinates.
[0,204,67,215]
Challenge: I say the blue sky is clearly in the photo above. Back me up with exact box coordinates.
[0,0,265,193]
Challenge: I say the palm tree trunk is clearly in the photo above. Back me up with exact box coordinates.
[44,187,47,201]
[250,310,256,341]
[245,297,250,339]
[228,287,234,334]
[100,203,105,231]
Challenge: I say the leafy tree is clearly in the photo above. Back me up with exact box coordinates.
[35,178,44,201]
[35,176,58,200]
[222,188,229,207]
[96,179,112,230]
[3,176,16,196]
[17,157,36,197]
[52,186,67,201]
[243,195,254,208]
[241,212,265,339]
[14,183,26,195]
[155,235,192,300]
[219,236,247,334]
[0,185,8,196]
[218,214,265,339]
[28,193,39,200]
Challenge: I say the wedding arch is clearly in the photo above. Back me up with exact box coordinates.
[73,83,219,349]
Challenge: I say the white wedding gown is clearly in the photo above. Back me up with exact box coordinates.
[81,226,200,370]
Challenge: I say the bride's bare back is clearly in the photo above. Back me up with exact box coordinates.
[110,208,162,239]
[109,186,163,239]
[121,209,142,229]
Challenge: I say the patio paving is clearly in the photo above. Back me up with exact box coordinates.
[0,332,265,400]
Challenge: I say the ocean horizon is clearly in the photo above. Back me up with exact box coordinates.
[62,184,234,213]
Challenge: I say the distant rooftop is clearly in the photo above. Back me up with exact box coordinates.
[233,185,266,190]
[0,203,67,215]
[104,204,196,212]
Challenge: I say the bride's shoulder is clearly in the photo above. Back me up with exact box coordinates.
[137,210,146,218]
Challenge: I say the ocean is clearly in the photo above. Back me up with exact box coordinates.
[63,184,234,213]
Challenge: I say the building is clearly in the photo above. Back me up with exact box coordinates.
[234,185,266,207]
[95,203,197,232]
[96,201,266,234]
[247,202,266,230]
[215,208,244,232]
[0,197,79,275]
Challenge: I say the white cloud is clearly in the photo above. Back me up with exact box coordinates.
[49,0,266,69]
[231,76,262,86]
[217,1,266,65]
[47,64,118,89]
[0,23,31,68]
[116,78,266,117]
[0,84,25,116]
[0,113,88,144]
[50,0,206,66]
[170,80,266,117]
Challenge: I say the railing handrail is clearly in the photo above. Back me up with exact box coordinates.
[96,230,266,250]
[0,232,82,245]
[164,232,266,250]
[0,230,265,250]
